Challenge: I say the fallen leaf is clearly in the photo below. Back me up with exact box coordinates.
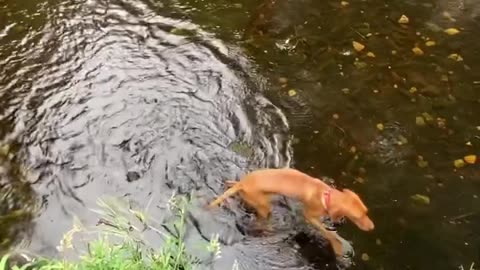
[454,159,465,168]
[411,194,430,205]
[417,155,429,168]
[288,89,297,97]
[350,146,356,153]
[332,113,340,120]
[448,53,463,62]
[341,1,349,6]
[353,41,365,52]
[466,141,472,146]
[464,155,477,164]
[425,40,436,47]
[361,253,370,261]
[367,52,376,58]
[341,88,350,94]
[376,123,384,131]
[354,60,368,69]
[278,77,288,84]
[444,28,460,35]
[0,144,9,156]
[398,15,409,24]
[416,116,426,126]
[409,87,418,94]
[421,112,434,121]
[397,135,408,145]
[412,47,424,56]
[417,160,429,168]
[442,11,456,22]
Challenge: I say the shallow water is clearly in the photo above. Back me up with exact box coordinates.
[1,0,479,269]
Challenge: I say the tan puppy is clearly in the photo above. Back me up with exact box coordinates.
[209,168,374,256]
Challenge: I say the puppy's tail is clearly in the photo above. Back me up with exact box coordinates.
[208,183,242,208]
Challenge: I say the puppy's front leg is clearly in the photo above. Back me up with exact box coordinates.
[306,217,344,256]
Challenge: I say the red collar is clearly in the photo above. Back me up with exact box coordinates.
[322,188,332,211]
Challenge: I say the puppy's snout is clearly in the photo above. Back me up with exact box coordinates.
[362,218,375,231]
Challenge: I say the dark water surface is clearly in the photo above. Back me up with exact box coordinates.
[1,0,479,269]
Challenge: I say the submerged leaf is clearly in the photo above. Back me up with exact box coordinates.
[425,40,436,47]
[415,116,426,126]
[376,123,384,131]
[421,112,434,121]
[361,253,370,261]
[354,60,368,69]
[412,47,424,56]
[411,194,430,205]
[448,53,463,62]
[417,155,429,168]
[288,89,297,96]
[454,159,465,168]
[464,155,477,164]
[444,28,460,35]
[353,41,365,52]
[398,15,409,24]
[278,77,288,84]
[367,52,376,58]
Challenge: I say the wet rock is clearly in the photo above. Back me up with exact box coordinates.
[126,171,141,182]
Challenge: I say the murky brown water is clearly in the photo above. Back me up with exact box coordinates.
[1,0,479,269]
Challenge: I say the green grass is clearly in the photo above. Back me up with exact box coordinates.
[1,195,221,270]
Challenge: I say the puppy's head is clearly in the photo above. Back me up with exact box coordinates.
[333,189,374,231]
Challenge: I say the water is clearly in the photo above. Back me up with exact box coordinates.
[1,0,479,269]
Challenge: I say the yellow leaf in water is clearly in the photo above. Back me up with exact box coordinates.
[398,15,409,24]
[353,41,365,52]
[341,1,349,6]
[421,112,434,121]
[442,11,456,22]
[454,159,465,168]
[409,87,418,94]
[416,116,426,126]
[448,53,463,62]
[376,123,384,131]
[417,155,428,168]
[464,155,477,164]
[288,89,297,97]
[411,194,430,205]
[361,253,370,261]
[367,52,376,58]
[412,47,424,56]
[444,28,460,35]
[425,40,436,47]
[278,77,288,84]
[417,159,429,168]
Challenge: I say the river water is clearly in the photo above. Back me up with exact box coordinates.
[0,0,479,269]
